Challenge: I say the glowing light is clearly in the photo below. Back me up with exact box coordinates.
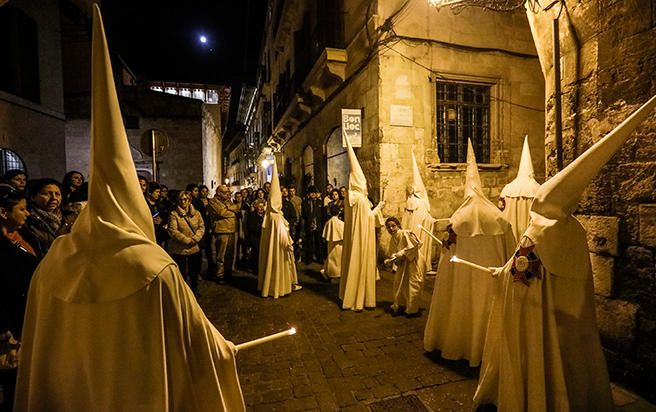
[261,159,270,168]
[289,327,297,335]
[199,35,207,44]
[224,178,229,184]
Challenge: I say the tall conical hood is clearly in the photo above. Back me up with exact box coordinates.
[500,135,540,198]
[344,130,368,196]
[450,139,512,237]
[524,94,656,279]
[36,4,173,304]
[267,157,283,214]
[464,139,484,199]
[410,151,430,211]
[533,94,656,219]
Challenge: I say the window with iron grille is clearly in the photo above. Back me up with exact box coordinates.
[436,81,491,163]
[0,148,27,176]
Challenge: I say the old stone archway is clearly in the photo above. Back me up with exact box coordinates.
[324,127,349,190]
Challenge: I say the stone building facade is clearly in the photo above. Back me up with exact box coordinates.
[526,0,656,401]
[249,0,544,222]
[0,0,67,179]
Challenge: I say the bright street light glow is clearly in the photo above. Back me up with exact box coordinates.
[199,35,207,44]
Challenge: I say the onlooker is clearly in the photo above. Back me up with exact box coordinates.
[233,191,247,268]
[323,184,334,207]
[207,185,241,281]
[263,181,271,198]
[145,182,168,246]
[159,184,169,202]
[25,178,65,250]
[168,191,205,296]
[255,188,267,208]
[246,199,266,273]
[302,186,323,263]
[0,187,44,410]
[339,185,347,201]
[62,182,88,230]
[61,170,85,206]
[328,189,344,220]
[197,185,214,273]
[288,186,302,261]
[281,187,297,230]
[137,175,148,194]
[2,170,27,193]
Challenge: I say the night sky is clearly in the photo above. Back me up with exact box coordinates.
[102,0,267,87]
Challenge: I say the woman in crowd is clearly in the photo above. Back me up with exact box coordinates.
[146,182,168,246]
[255,188,267,209]
[25,178,66,250]
[0,187,44,411]
[327,188,344,220]
[2,170,28,193]
[168,191,205,296]
[61,170,84,206]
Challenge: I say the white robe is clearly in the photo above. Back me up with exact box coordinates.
[15,265,245,411]
[322,216,344,279]
[402,195,435,274]
[424,231,515,366]
[387,229,425,314]
[339,191,384,311]
[474,236,613,411]
[503,196,534,242]
[258,213,298,298]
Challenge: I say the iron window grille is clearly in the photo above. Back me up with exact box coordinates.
[436,81,491,163]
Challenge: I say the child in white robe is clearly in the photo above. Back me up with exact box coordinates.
[321,204,344,280]
[383,216,425,316]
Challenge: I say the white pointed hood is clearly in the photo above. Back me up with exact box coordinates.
[344,130,368,200]
[36,5,174,304]
[525,94,656,278]
[410,151,431,211]
[500,135,540,198]
[267,157,283,214]
[451,140,511,237]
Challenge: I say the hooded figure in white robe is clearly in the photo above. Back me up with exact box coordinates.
[500,135,541,241]
[474,95,656,411]
[322,211,344,280]
[402,152,436,274]
[14,7,245,411]
[424,140,516,367]
[384,218,425,315]
[258,158,299,298]
[339,133,385,311]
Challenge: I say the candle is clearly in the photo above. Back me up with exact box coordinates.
[418,224,443,246]
[449,255,494,274]
[235,327,297,352]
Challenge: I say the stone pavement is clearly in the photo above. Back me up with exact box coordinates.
[197,264,656,412]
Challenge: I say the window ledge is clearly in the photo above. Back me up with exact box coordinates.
[428,163,507,172]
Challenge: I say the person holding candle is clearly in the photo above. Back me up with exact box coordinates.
[402,152,436,275]
[339,132,385,311]
[475,95,656,412]
[383,216,425,316]
[14,8,245,410]
[423,140,516,366]
[321,204,344,280]
[258,157,301,298]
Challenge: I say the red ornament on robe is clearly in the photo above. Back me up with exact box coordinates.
[510,245,542,286]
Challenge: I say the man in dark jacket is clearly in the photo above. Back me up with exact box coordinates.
[246,199,266,274]
[301,186,323,263]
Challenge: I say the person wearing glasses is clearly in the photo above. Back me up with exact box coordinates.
[168,191,205,296]
[207,185,241,281]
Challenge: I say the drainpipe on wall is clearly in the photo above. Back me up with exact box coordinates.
[553,17,563,172]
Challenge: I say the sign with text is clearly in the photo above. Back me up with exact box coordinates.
[390,104,413,127]
[341,108,362,147]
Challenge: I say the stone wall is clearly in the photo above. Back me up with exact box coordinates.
[202,104,223,191]
[527,0,656,400]
[0,0,67,179]
[377,1,545,221]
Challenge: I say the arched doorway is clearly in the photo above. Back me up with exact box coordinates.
[325,127,349,190]
[301,145,314,190]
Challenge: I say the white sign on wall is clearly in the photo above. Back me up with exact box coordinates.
[341,108,362,147]
[390,104,413,127]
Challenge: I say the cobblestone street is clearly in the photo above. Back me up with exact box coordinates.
[198,265,656,412]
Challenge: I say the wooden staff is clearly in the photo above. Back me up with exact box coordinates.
[235,327,297,352]
[449,256,495,274]
[418,224,443,246]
